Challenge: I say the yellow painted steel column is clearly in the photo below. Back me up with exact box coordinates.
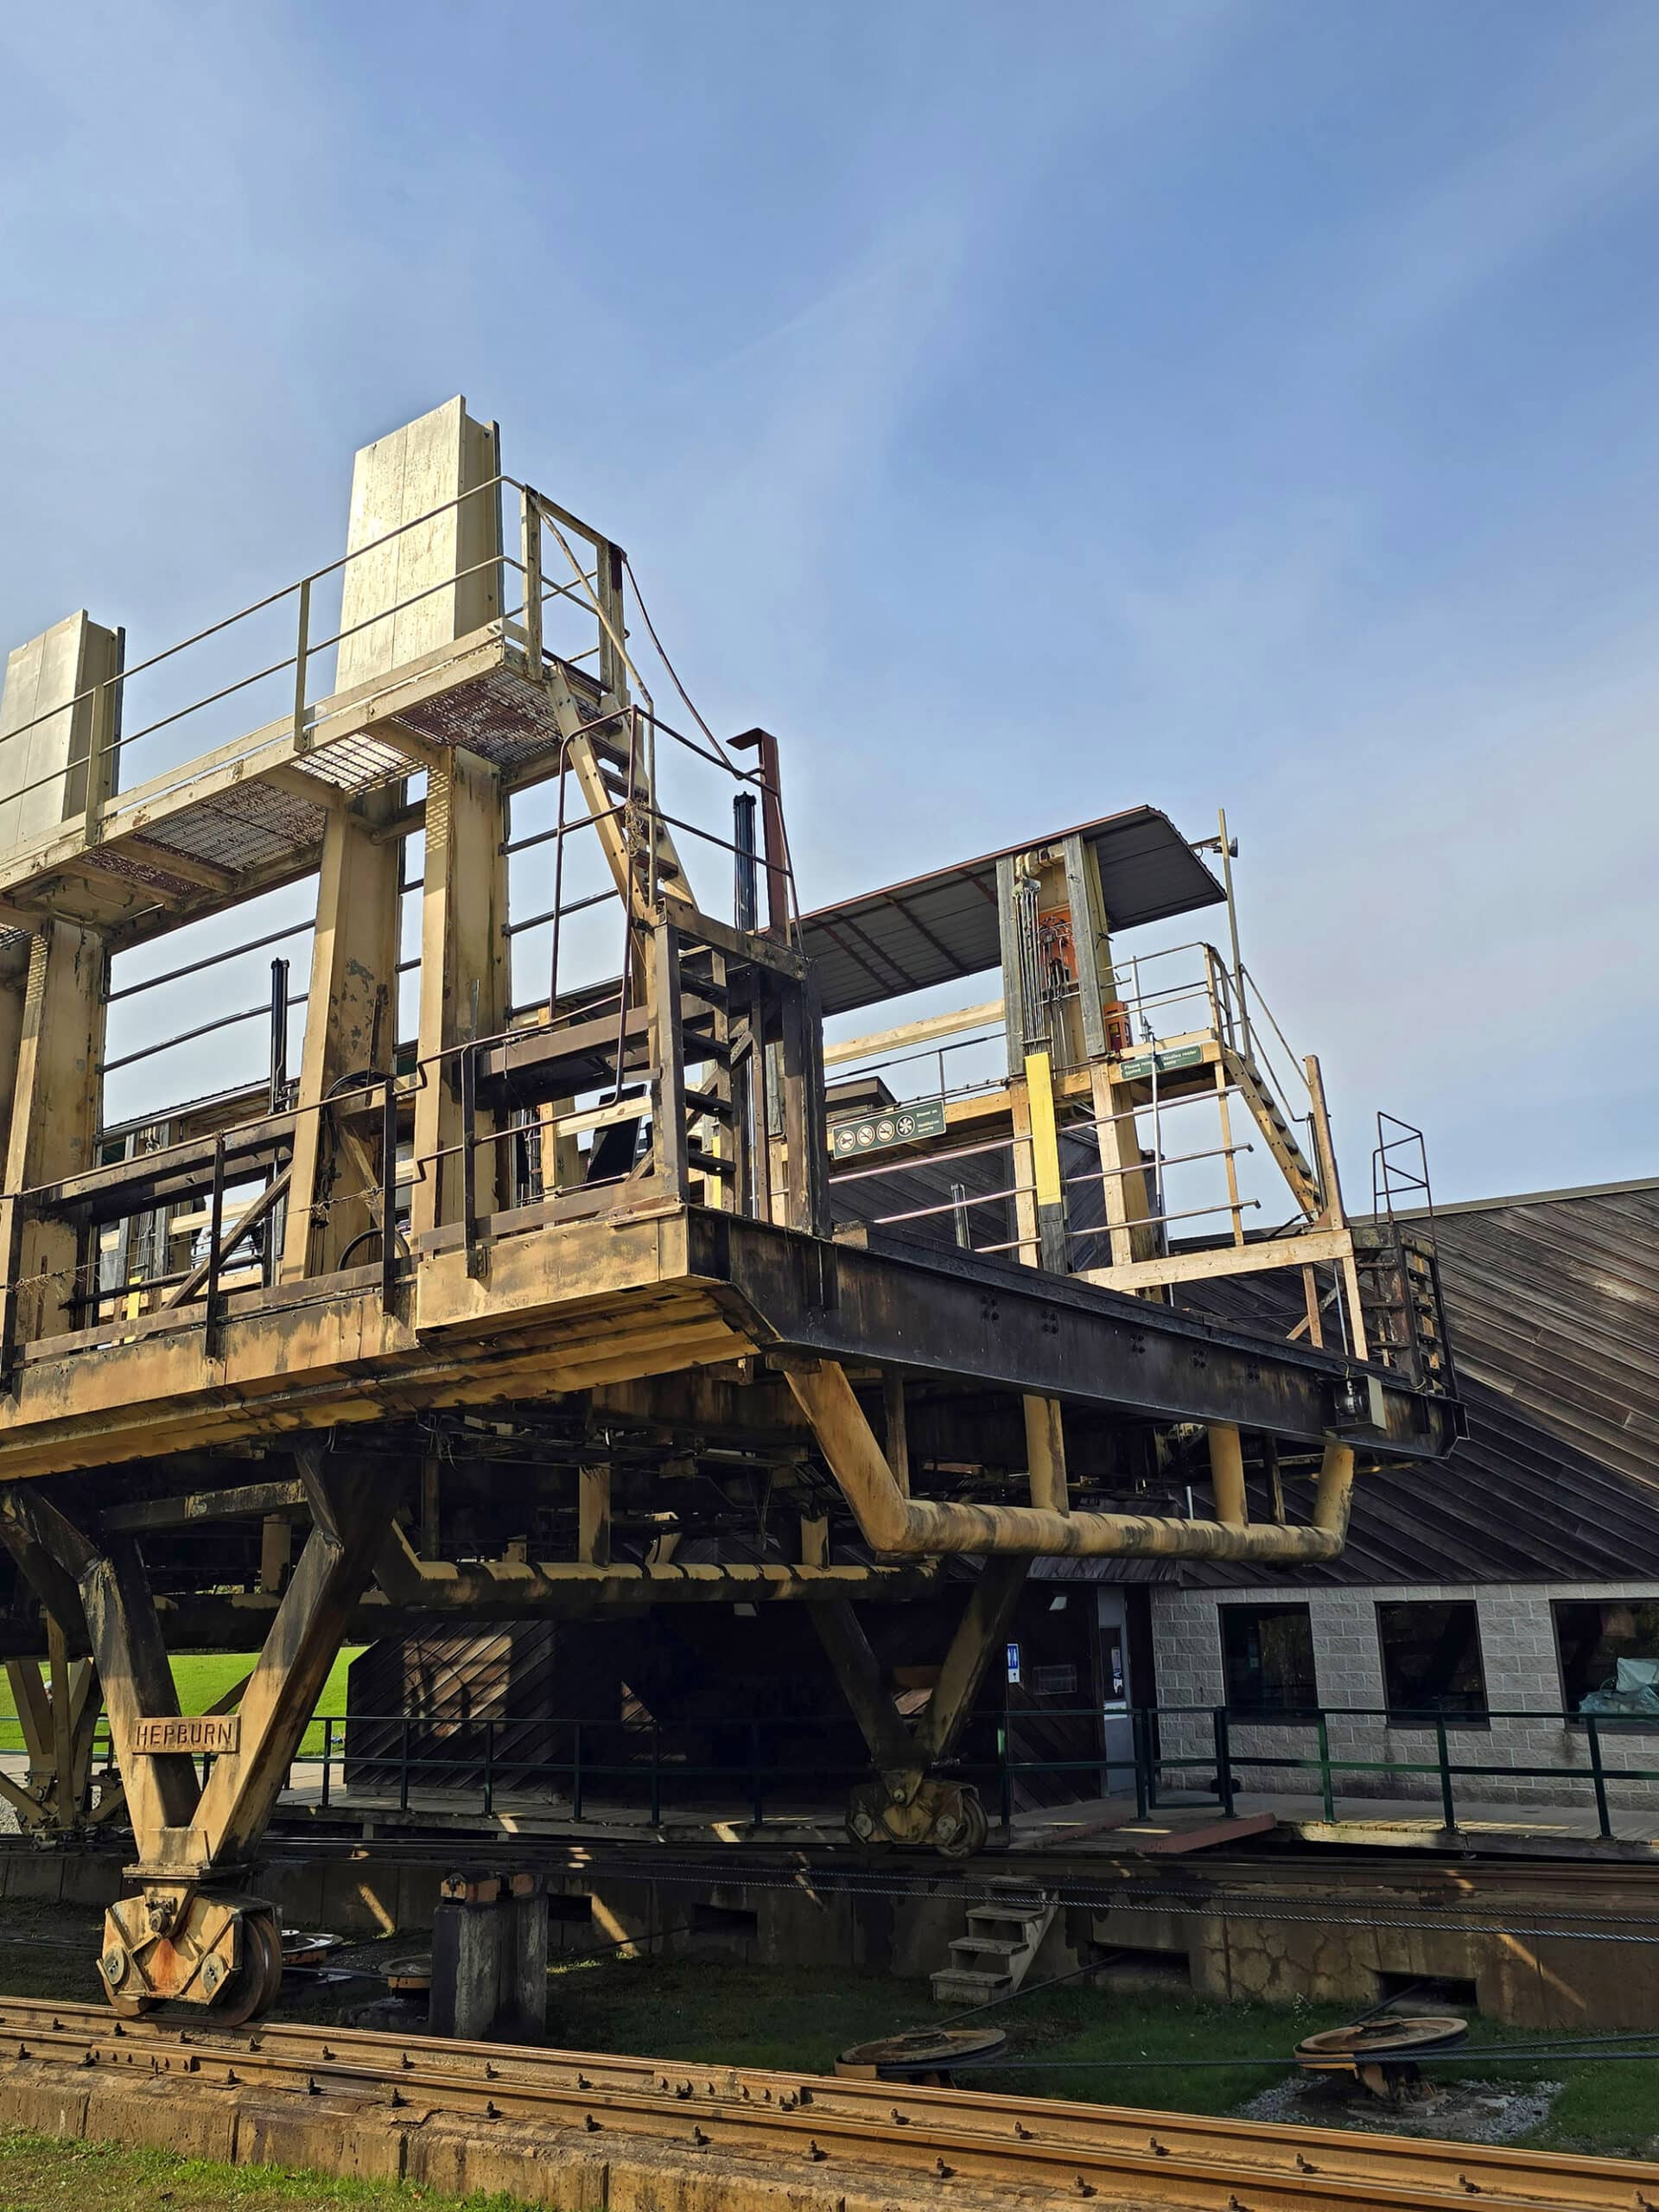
[1,919,105,1344]
[411,747,509,1241]
[1024,1396,1070,1515]
[1022,1047,1068,1273]
[1207,1421,1249,1529]
[279,804,401,1281]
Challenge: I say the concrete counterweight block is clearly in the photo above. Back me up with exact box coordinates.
[429,1872,548,2042]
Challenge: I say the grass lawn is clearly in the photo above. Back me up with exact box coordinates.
[0,1650,364,1759]
[0,2129,516,2211]
[0,1904,1651,2163]
[543,1955,1659,2159]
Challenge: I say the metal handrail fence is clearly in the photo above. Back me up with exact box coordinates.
[1109,941,1322,1211]
[3,1697,1656,1842]
[825,1020,1011,1116]
[827,1128,1039,1257]
[20,676,798,1340]
[0,474,793,909]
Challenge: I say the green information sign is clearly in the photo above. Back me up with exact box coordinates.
[1116,1044,1205,1082]
[829,1096,947,1158]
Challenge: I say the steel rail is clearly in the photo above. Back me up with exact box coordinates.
[0,1998,1645,2210]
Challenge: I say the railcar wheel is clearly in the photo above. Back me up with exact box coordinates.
[257,1916,289,2011]
[99,1940,154,2017]
[207,1911,283,2027]
[935,1789,988,1858]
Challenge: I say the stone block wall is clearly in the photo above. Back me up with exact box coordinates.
[1147,1581,1659,1811]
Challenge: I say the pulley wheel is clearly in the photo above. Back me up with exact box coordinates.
[1297,2015,1468,2069]
[837,2025,1007,2082]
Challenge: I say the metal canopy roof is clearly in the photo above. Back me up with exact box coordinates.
[798,804,1225,1018]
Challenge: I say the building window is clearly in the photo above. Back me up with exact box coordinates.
[1220,1604,1318,1719]
[1376,1601,1488,1726]
[1554,1599,1659,1721]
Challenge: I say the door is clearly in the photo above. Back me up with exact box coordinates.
[1096,1590,1136,1794]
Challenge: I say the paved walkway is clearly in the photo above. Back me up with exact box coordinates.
[1009,1788,1659,1859]
[263,1774,1659,1860]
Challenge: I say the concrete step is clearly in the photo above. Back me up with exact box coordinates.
[929,1968,1011,2005]
[950,1935,1023,1961]
[965,1909,1045,1935]
[933,1885,1059,2005]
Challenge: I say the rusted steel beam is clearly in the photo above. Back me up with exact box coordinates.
[98,1478,309,1535]
[0,1559,939,1663]
[372,1523,931,1616]
[696,1212,1454,1458]
[33,1113,296,1225]
[0,1197,1451,1484]
[788,1356,1358,1564]
[184,1454,395,1872]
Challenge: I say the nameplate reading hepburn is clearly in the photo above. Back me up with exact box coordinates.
[133,1716,240,1756]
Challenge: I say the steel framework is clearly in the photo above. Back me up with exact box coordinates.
[0,397,1458,2016]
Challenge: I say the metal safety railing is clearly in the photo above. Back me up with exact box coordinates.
[6,1695,1657,1843]
[825,1014,1011,1116]
[1111,943,1319,1173]
[0,469,801,936]
[819,938,1338,1276]
[8,652,804,1345]
[0,474,519,836]
[828,1128,1039,1257]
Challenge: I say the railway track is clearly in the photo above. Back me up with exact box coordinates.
[0,1998,1650,2211]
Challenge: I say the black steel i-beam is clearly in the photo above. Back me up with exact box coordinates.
[689,1211,1458,1459]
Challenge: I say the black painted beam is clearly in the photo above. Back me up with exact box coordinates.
[690,1212,1459,1459]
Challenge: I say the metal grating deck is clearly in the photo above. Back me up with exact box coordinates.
[0,632,585,947]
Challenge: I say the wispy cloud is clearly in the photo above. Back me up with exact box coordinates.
[1310,13,1659,378]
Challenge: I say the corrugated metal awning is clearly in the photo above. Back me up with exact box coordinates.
[798,804,1225,1018]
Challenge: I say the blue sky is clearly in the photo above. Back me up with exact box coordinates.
[2,1,1656,1203]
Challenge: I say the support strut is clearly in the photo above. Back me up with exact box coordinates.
[0,1452,394,2021]
[813,1560,1028,1857]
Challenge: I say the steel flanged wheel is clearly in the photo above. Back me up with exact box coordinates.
[99,1943,154,2018]
[257,1916,289,2011]
[207,1911,284,2028]
[934,1789,989,1859]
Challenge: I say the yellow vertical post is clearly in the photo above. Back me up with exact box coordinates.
[258,1517,292,1595]
[280,805,401,1281]
[1091,1065,1159,1270]
[578,1465,613,1567]
[1208,1423,1249,1529]
[411,747,509,1241]
[1022,1047,1068,1274]
[1304,1054,1345,1230]
[1024,1396,1070,1516]
[1215,1062,1245,1246]
[1,919,105,1345]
